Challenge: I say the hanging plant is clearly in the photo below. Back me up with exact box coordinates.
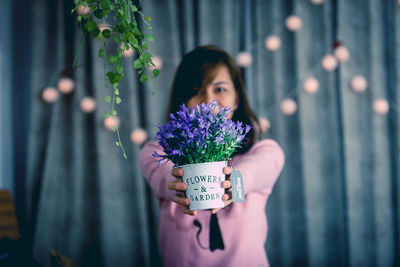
[72,0,159,158]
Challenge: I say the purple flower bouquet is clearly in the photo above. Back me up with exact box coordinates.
[153,101,251,210]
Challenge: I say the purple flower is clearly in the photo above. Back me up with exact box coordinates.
[153,101,251,166]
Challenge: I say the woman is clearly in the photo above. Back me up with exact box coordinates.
[139,45,285,267]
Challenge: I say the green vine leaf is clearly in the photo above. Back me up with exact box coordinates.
[145,34,154,42]
[153,69,160,77]
[98,49,105,57]
[140,74,148,83]
[86,20,98,32]
[73,0,159,159]
[133,59,142,69]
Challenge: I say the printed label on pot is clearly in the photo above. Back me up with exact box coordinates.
[180,161,227,210]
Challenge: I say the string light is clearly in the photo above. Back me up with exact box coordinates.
[104,116,120,131]
[321,55,338,71]
[149,56,163,70]
[42,87,59,103]
[373,99,389,115]
[130,129,148,144]
[77,4,90,15]
[350,75,368,92]
[285,16,303,32]
[258,117,271,132]
[58,78,75,94]
[303,77,319,94]
[334,46,350,63]
[120,44,135,58]
[310,0,325,4]
[281,99,297,116]
[265,35,281,51]
[236,52,253,67]
[80,97,97,113]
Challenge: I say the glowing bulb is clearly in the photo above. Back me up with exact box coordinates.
[236,52,253,67]
[58,78,75,94]
[77,4,90,15]
[80,97,97,113]
[265,35,281,51]
[322,55,338,71]
[310,0,324,4]
[286,16,303,32]
[258,117,271,132]
[42,87,59,103]
[303,77,319,94]
[104,116,120,131]
[130,129,148,144]
[373,99,389,115]
[149,56,163,70]
[350,76,368,92]
[281,99,297,116]
[120,44,135,58]
[98,24,112,32]
[334,46,350,63]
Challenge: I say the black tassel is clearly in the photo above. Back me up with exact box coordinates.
[209,213,224,251]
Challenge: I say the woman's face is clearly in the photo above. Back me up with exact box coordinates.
[186,65,238,119]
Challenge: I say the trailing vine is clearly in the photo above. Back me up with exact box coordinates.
[72,0,159,158]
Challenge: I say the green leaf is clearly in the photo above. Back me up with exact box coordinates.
[106,71,114,80]
[90,28,100,38]
[109,55,117,64]
[110,73,121,84]
[115,141,120,146]
[140,74,148,83]
[101,0,111,9]
[142,41,148,50]
[131,5,137,12]
[86,20,97,32]
[144,16,152,21]
[145,34,154,42]
[112,110,117,115]
[117,64,123,75]
[104,112,109,118]
[116,96,122,104]
[133,59,142,69]
[153,69,160,77]
[102,29,111,38]
[115,89,120,95]
[104,96,111,103]
[113,35,121,44]
[98,48,105,58]
[142,52,152,61]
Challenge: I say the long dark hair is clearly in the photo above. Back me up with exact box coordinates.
[166,45,260,155]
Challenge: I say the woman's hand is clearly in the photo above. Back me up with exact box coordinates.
[211,166,233,214]
[168,168,197,215]
[168,166,233,216]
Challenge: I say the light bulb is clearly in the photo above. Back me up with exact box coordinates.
[281,99,297,116]
[130,129,148,144]
[42,87,59,103]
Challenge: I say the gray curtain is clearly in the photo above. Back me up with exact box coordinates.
[23,0,399,266]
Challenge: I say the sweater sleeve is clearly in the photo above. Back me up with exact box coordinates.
[138,141,176,200]
[232,139,285,195]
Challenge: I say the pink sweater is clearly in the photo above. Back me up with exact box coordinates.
[139,139,285,267]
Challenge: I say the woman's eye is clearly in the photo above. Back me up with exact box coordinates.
[216,87,226,93]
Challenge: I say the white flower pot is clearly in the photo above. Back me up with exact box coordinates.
[179,161,227,210]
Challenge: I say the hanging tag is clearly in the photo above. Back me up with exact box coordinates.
[230,170,245,202]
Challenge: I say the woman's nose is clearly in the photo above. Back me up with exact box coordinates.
[204,91,215,104]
